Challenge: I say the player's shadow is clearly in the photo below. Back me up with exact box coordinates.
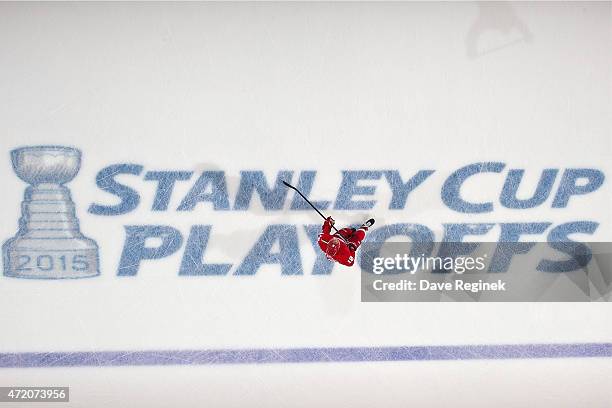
[465,2,533,59]
[189,161,350,263]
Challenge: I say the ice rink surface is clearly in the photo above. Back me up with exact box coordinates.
[0,2,610,406]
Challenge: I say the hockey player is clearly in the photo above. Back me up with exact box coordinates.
[317,217,375,267]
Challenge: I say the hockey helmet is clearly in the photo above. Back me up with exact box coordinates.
[326,237,341,260]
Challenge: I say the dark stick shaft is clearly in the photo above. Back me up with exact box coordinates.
[282,181,339,232]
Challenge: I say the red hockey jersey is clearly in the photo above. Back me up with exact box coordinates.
[317,218,367,267]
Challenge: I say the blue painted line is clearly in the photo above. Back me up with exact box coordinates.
[0,343,610,368]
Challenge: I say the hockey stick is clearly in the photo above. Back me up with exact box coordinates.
[282,180,339,233]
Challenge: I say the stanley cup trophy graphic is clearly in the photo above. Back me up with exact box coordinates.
[3,146,99,279]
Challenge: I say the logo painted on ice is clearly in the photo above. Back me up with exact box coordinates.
[2,146,99,279]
